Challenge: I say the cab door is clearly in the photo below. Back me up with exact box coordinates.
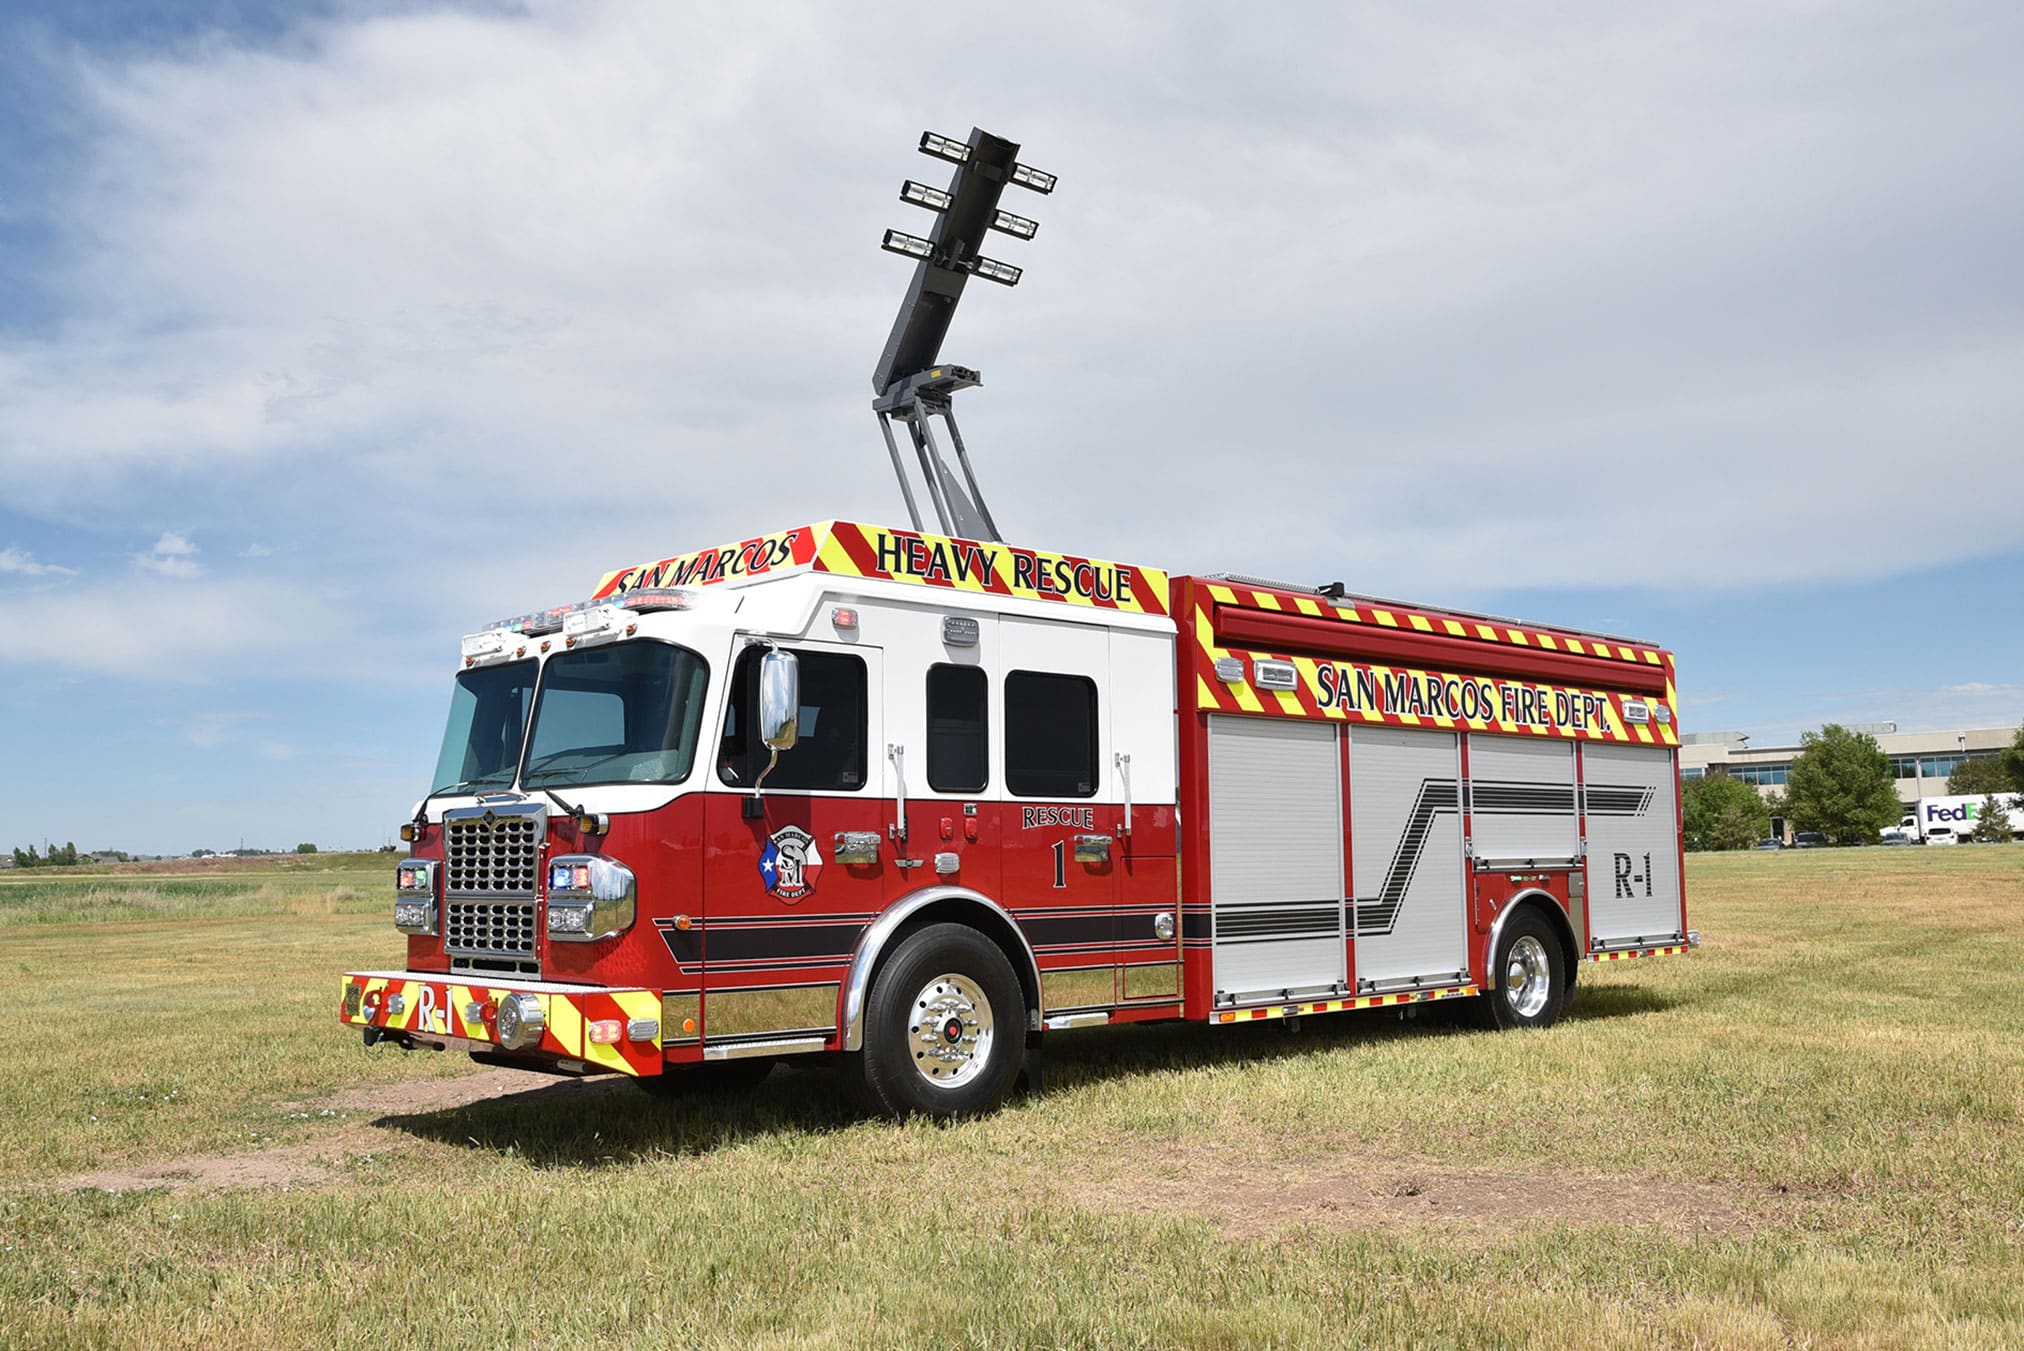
[882,610,999,903]
[699,638,885,1049]
[997,616,1116,1016]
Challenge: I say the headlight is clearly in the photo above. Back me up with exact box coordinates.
[495,992,545,1050]
[546,855,637,943]
[393,859,439,935]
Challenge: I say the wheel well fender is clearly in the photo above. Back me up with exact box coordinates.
[1485,889,1580,990]
[840,886,1041,1052]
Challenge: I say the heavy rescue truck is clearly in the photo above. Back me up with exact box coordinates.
[340,127,1694,1118]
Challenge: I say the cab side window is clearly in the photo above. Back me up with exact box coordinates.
[926,664,988,793]
[718,647,867,791]
[1004,671,1097,798]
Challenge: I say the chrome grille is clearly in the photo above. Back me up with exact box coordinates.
[444,811,541,897]
[444,899,538,958]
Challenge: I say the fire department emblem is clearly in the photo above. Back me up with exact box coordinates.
[759,825,822,902]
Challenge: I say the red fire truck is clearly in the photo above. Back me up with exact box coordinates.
[340,128,1692,1119]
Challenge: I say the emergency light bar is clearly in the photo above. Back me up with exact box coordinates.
[900,179,953,212]
[617,588,691,612]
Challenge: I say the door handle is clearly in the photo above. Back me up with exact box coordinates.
[886,744,907,844]
[1115,751,1132,837]
[1074,833,1113,864]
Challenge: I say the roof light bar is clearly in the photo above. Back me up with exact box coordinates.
[617,588,690,612]
[1008,162,1056,194]
[900,179,953,212]
[918,131,971,165]
[970,256,1022,287]
[989,208,1039,240]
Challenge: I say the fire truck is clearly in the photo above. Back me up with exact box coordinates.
[340,128,1693,1119]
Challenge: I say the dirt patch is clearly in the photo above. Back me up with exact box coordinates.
[60,1128,381,1195]
[61,1068,617,1195]
[1087,1147,1751,1244]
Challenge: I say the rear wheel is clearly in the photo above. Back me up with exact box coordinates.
[847,922,1024,1120]
[1480,908,1568,1031]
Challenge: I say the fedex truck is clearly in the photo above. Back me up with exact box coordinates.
[1901,794,2022,844]
[337,127,1694,1118]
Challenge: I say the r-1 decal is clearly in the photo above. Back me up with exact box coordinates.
[1613,851,1654,899]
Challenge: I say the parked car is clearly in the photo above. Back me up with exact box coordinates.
[1753,837,1784,851]
[1794,831,1828,849]
[1926,826,1958,847]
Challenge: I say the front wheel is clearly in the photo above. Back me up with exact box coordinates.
[1479,908,1568,1031]
[848,922,1025,1119]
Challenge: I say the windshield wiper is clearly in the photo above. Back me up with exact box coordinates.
[411,774,517,835]
[540,786,586,820]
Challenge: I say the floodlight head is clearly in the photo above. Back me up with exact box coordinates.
[900,179,953,212]
[919,130,971,165]
[970,256,1021,287]
[881,228,934,260]
[989,208,1039,240]
[1008,162,1056,194]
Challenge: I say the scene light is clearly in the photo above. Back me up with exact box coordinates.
[918,130,971,165]
[1008,162,1056,194]
[970,255,1022,287]
[882,229,934,260]
[900,179,952,212]
[989,208,1038,240]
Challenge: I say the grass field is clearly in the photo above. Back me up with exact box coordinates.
[2,847,2020,1347]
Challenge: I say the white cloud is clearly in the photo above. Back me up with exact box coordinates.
[260,741,296,760]
[132,531,203,578]
[239,543,274,558]
[0,1,2015,598]
[0,546,76,577]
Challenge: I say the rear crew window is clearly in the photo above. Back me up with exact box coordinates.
[718,646,868,792]
[1005,671,1098,798]
[926,664,988,793]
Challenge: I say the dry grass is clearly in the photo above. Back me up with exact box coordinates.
[2,846,2020,1347]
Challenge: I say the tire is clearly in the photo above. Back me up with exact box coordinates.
[634,1058,774,1097]
[1479,907,1568,1031]
[846,922,1025,1120]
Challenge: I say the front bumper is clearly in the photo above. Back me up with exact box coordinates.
[339,970,663,1076]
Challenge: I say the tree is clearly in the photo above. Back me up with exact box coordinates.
[1784,724,1903,845]
[1683,771,1771,851]
[1948,756,2009,795]
[1971,794,2015,843]
[295,842,318,854]
[2000,724,2024,793]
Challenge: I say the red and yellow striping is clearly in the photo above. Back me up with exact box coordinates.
[1589,944,1691,963]
[1213,984,1480,1024]
[1190,584,1680,746]
[339,973,664,1076]
[592,520,1170,618]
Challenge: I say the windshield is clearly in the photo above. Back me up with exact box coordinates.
[430,660,537,795]
[521,641,710,788]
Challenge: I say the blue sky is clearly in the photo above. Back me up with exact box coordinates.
[3,1,2020,854]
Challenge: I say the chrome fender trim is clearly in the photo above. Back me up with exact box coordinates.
[1484,888,1571,989]
[840,885,1042,1052]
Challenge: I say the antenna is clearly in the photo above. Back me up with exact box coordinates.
[872,126,1053,541]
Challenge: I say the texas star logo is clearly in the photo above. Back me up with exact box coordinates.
[758,824,822,902]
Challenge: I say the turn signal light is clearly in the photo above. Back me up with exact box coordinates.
[587,1019,623,1045]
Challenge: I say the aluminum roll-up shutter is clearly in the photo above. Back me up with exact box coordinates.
[1582,743,1683,948]
[1348,726,1468,988]
[1467,736,1578,865]
[1207,716,1346,1002]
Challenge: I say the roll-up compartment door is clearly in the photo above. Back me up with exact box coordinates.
[1207,716,1346,1002]
[1349,727,1469,988]
[1467,736,1578,865]
[1582,743,1683,948]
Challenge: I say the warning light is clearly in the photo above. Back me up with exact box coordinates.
[587,1019,623,1045]
[832,606,859,630]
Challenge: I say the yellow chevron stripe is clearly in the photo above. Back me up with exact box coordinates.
[1294,596,1324,616]
[545,994,583,1058]
[1444,619,1465,636]
[1409,614,1433,633]
[1252,591,1282,610]
[1207,584,1238,606]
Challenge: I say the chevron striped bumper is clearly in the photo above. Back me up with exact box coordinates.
[339,971,664,1076]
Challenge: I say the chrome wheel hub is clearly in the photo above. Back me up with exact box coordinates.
[908,973,994,1090]
[1504,934,1553,1019]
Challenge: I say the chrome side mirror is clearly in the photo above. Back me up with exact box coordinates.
[758,649,800,751]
